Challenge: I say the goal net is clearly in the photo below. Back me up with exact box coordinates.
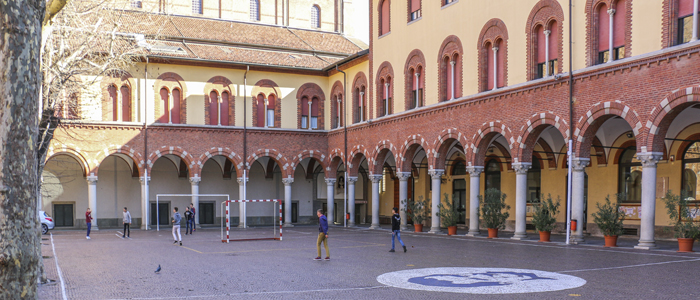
[155,194,230,232]
[220,199,282,243]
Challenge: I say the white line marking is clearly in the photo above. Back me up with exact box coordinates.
[560,258,700,273]
[117,231,123,235]
[106,286,387,299]
[50,233,68,300]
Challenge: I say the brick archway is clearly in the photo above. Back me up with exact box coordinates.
[147,146,195,176]
[101,71,137,122]
[398,134,429,172]
[645,85,700,153]
[468,121,516,167]
[193,147,243,178]
[432,128,469,170]
[45,146,92,177]
[370,140,397,175]
[348,145,369,176]
[252,79,282,128]
[516,112,570,163]
[330,80,344,128]
[93,144,144,177]
[585,0,634,67]
[246,148,289,178]
[574,101,642,158]
[352,72,368,123]
[289,149,328,179]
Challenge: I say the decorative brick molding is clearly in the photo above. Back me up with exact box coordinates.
[203,76,234,126]
[516,111,569,163]
[193,147,243,178]
[406,0,421,22]
[375,61,395,117]
[289,149,328,176]
[370,140,397,174]
[101,71,136,122]
[438,35,464,102]
[646,85,700,153]
[45,145,93,177]
[431,128,468,170]
[477,18,509,92]
[352,72,368,123]
[246,148,290,178]
[154,72,188,124]
[251,79,282,128]
[147,145,196,176]
[468,120,516,167]
[378,0,391,36]
[585,0,634,67]
[330,80,344,129]
[296,82,326,130]
[327,148,345,174]
[403,49,427,110]
[348,145,369,176]
[574,101,642,159]
[525,0,565,81]
[397,133,429,172]
[662,0,680,48]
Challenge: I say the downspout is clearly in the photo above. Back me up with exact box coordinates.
[144,56,149,230]
[336,65,347,227]
[243,66,249,228]
[566,0,574,245]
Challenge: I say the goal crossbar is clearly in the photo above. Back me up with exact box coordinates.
[221,199,282,243]
[155,194,230,231]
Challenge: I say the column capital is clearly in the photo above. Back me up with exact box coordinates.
[607,8,616,16]
[397,172,411,181]
[282,178,294,186]
[369,174,383,183]
[236,177,249,184]
[139,176,151,184]
[512,162,532,175]
[325,178,337,186]
[466,166,484,177]
[450,60,456,66]
[492,46,499,52]
[571,158,590,172]
[384,82,390,88]
[544,29,551,36]
[415,72,420,78]
[87,176,98,184]
[360,91,365,96]
[637,152,663,168]
[189,177,201,185]
[347,176,358,184]
[428,169,445,179]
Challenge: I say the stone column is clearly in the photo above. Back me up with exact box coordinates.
[190,177,201,228]
[607,8,616,63]
[544,30,551,76]
[492,46,499,90]
[326,178,336,225]
[512,163,532,240]
[693,0,699,41]
[414,73,420,108]
[429,169,445,233]
[635,152,663,250]
[237,177,247,228]
[571,158,590,243]
[87,176,99,230]
[140,176,150,230]
[282,178,294,227]
[466,166,484,236]
[450,60,456,100]
[397,172,411,230]
[347,177,358,227]
[369,175,382,229]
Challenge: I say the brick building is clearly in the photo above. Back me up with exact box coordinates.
[43,0,700,249]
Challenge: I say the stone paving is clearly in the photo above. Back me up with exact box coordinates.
[39,225,700,299]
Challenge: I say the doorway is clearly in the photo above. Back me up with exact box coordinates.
[281,202,298,223]
[150,202,170,226]
[199,202,215,225]
[53,203,74,227]
[453,179,467,224]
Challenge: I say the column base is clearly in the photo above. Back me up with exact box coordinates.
[429,227,441,234]
[140,224,150,230]
[466,230,481,237]
[400,225,408,231]
[511,232,527,240]
[570,235,586,244]
[348,222,356,227]
[369,224,381,229]
[238,224,246,228]
[283,223,294,227]
[634,240,656,250]
[91,225,100,231]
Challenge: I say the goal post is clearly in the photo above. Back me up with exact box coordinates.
[221,199,282,243]
[154,194,230,231]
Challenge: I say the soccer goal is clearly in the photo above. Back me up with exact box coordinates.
[155,194,230,231]
[220,199,282,243]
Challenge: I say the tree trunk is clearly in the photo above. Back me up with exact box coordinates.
[0,0,46,298]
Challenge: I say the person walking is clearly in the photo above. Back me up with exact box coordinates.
[172,207,182,246]
[314,209,330,261]
[85,207,93,240]
[122,207,131,238]
[184,207,193,235]
[390,207,407,253]
[189,203,196,232]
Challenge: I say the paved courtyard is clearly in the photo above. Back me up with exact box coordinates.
[39,225,700,299]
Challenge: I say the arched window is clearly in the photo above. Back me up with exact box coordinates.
[192,0,202,14]
[380,78,392,116]
[438,36,463,101]
[595,0,627,64]
[355,87,367,123]
[408,66,423,109]
[618,146,642,203]
[379,0,390,36]
[677,0,700,45]
[250,0,260,21]
[301,96,310,129]
[485,159,501,192]
[209,91,219,125]
[267,94,276,127]
[333,94,343,129]
[256,94,265,127]
[159,88,170,123]
[311,5,321,28]
[106,84,131,122]
[682,141,700,200]
[107,85,118,121]
[478,19,508,92]
[534,21,560,79]
[120,85,131,122]
[409,0,421,21]
[311,97,319,129]
[527,155,542,203]
[220,91,229,126]
[172,88,181,124]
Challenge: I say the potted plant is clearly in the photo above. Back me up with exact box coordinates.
[662,191,700,252]
[531,194,561,242]
[402,196,430,232]
[591,194,626,247]
[478,188,510,238]
[437,194,460,235]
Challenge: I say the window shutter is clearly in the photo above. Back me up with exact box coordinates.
[537,26,547,64]
[549,21,559,60]
[598,4,610,52]
[411,0,421,12]
[172,89,181,124]
[220,92,229,126]
[159,88,169,123]
[613,0,626,48]
[256,94,265,127]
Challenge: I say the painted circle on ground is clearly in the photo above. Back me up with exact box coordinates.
[377,267,586,294]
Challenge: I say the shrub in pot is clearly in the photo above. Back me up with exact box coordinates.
[478,188,510,238]
[402,196,430,232]
[531,194,560,242]
[591,194,626,247]
[662,190,700,252]
[437,194,460,235]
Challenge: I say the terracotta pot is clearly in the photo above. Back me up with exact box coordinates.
[538,231,551,242]
[414,224,423,233]
[447,226,457,235]
[487,228,498,238]
[604,235,618,247]
[678,238,695,253]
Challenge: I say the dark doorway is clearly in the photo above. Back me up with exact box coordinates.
[485,159,501,192]
[199,202,215,224]
[453,179,467,224]
[281,202,298,223]
[53,204,74,227]
[150,202,170,226]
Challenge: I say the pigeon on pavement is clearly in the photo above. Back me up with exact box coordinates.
[155,265,161,274]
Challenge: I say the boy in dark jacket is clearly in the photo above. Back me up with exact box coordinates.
[184,207,193,235]
[315,209,330,260]
[390,207,406,253]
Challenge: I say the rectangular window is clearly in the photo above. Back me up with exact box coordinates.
[678,16,693,45]
[598,50,609,64]
[444,0,456,5]
[192,0,202,14]
[549,59,558,75]
[311,116,318,129]
[131,1,142,8]
[536,63,545,79]
[614,46,625,60]
[410,10,421,21]
[267,109,274,127]
[301,116,308,129]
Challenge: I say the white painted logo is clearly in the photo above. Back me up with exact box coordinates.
[377,267,586,294]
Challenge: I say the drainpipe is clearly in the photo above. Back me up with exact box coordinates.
[336,65,347,227]
[566,0,575,245]
[243,66,249,228]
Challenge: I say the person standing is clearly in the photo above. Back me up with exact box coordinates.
[314,209,330,261]
[390,207,407,253]
[189,203,196,232]
[172,207,182,246]
[85,207,93,240]
[122,207,131,238]
[184,207,193,235]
